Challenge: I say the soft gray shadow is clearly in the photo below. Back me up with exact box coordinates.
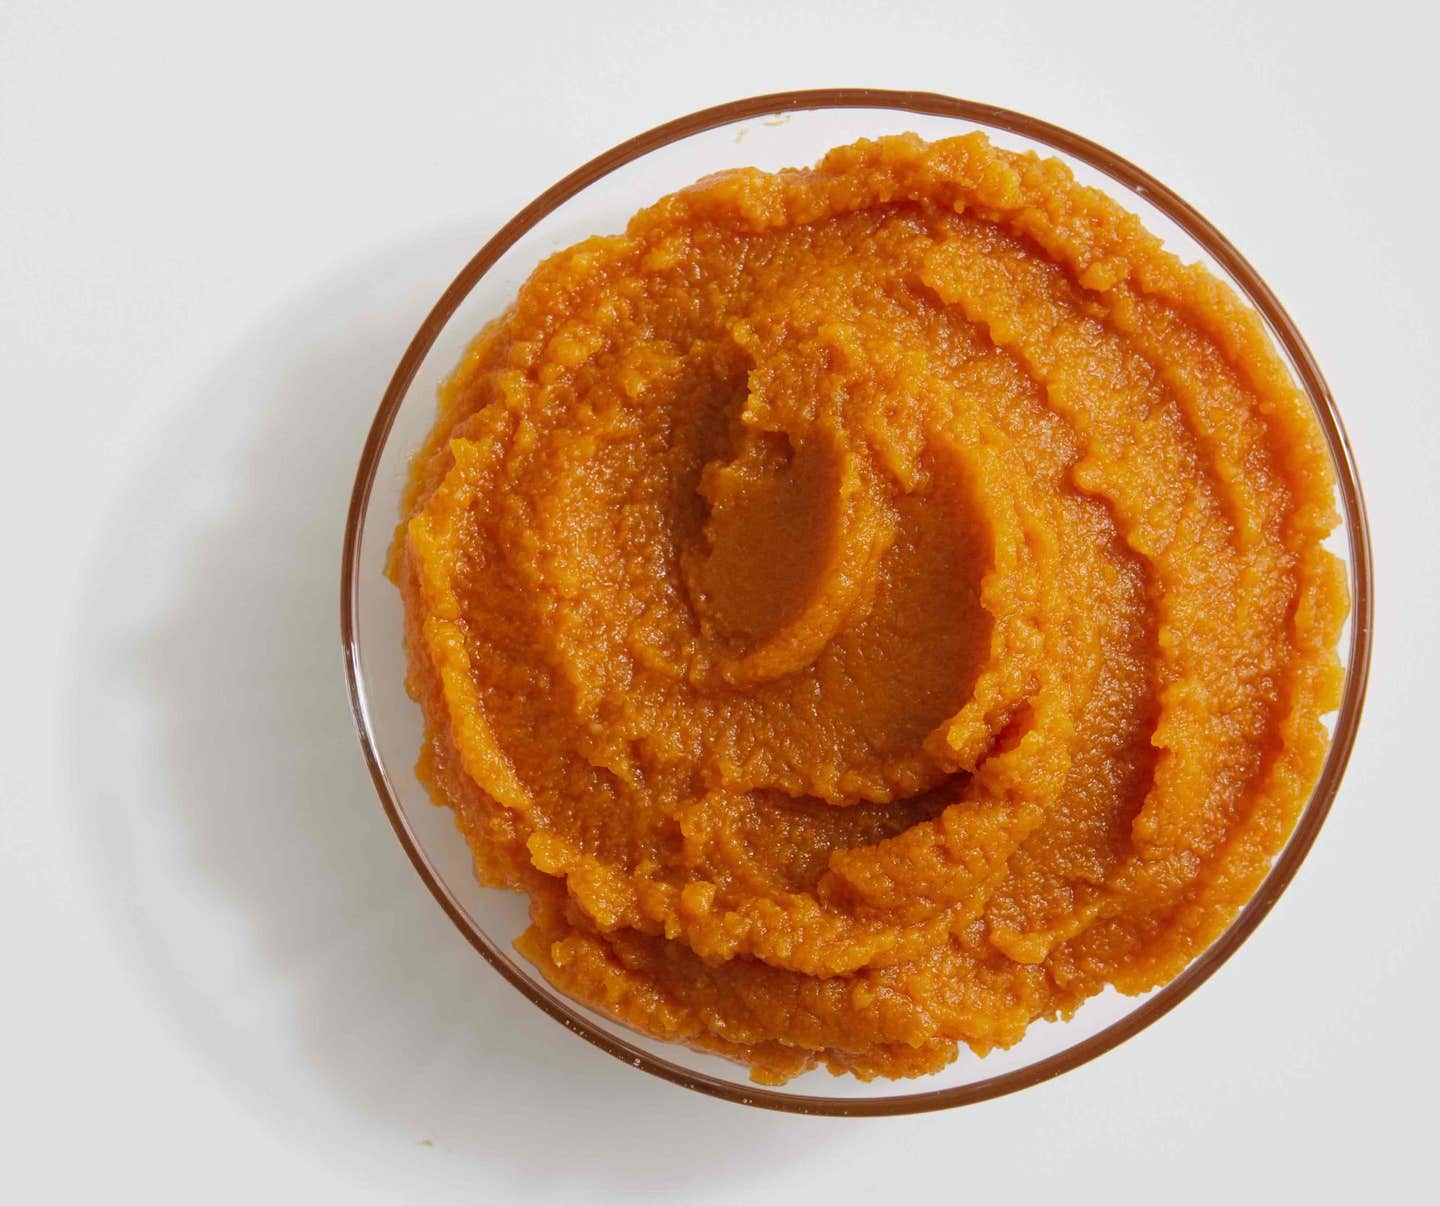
[66,232,832,1197]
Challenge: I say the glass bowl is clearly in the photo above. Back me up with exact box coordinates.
[340,88,1373,1115]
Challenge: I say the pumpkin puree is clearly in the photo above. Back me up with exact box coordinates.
[392,133,1347,1083]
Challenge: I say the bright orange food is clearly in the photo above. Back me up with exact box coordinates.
[392,133,1347,1083]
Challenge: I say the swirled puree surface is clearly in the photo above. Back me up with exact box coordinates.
[393,133,1347,1083]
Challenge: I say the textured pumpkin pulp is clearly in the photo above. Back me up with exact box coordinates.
[393,133,1347,1083]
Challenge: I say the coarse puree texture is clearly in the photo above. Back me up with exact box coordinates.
[392,132,1348,1083]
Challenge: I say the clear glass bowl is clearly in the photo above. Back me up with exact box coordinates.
[341,89,1373,1115]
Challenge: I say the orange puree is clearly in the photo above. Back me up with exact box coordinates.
[392,133,1348,1083]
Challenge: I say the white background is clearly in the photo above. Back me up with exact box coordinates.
[3,1,1437,1201]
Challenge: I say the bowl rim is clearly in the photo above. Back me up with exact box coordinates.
[340,87,1374,1116]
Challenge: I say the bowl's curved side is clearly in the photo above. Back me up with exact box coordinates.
[340,88,1373,1116]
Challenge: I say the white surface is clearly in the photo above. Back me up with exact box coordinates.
[1,1,1435,1201]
